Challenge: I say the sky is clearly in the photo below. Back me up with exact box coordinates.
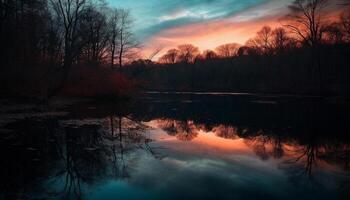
[107,0,296,59]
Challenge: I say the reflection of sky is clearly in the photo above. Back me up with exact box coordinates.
[32,118,349,200]
[106,0,295,58]
[86,124,343,200]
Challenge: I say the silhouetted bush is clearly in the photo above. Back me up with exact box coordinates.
[62,66,138,98]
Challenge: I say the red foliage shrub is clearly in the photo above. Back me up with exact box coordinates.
[62,66,138,97]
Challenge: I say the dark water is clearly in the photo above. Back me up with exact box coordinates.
[1,93,350,200]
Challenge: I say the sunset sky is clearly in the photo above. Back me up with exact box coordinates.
[106,0,297,58]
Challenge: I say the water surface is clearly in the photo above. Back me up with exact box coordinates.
[1,93,350,200]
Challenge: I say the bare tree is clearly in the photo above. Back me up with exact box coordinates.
[79,5,109,65]
[284,0,330,95]
[285,0,329,47]
[159,48,179,64]
[177,44,200,64]
[202,50,218,60]
[116,8,137,69]
[323,22,344,44]
[246,26,273,55]
[237,45,260,56]
[107,8,119,69]
[148,46,163,61]
[272,27,294,53]
[215,43,240,58]
[341,10,350,41]
[50,0,87,77]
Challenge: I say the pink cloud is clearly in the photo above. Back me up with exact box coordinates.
[142,16,282,60]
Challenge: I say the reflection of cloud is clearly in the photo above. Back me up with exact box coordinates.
[128,147,290,200]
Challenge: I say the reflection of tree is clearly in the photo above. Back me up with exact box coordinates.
[0,118,63,200]
[279,140,326,188]
[324,144,350,170]
[290,142,319,176]
[110,139,128,179]
[157,119,199,141]
[239,126,350,193]
[3,106,350,199]
[274,137,350,193]
[245,134,271,160]
[57,114,161,198]
[236,127,288,160]
[159,119,178,136]
[103,114,160,178]
[55,125,107,200]
[272,136,284,159]
[176,120,198,141]
[240,129,320,173]
[0,110,162,200]
[212,125,238,140]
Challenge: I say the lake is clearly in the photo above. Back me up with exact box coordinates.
[1,93,350,200]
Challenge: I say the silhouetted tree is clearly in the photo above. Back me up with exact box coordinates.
[107,8,119,68]
[0,0,62,97]
[341,10,350,41]
[79,5,109,65]
[115,8,137,69]
[285,0,329,47]
[246,26,274,55]
[323,22,344,44]
[236,46,260,56]
[272,27,295,53]
[202,50,218,60]
[285,0,331,95]
[148,47,163,60]
[50,0,87,77]
[159,48,179,64]
[215,43,240,58]
[177,44,200,64]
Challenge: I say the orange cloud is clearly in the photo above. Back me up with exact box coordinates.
[142,16,281,60]
[140,0,295,60]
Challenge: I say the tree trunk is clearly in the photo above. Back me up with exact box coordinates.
[111,42,115,69]
[110,115,114,137]
[119,28,123,70]
[316,46,323,96]
[119,115,122,141]
[119,46,123,69]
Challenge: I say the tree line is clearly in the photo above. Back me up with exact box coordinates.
[158,0,350,63]
[0,0,137,98]
[127,0,350,96]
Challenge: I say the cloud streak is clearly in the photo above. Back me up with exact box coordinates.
[107,0,295,59]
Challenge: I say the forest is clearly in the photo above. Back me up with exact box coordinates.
[126,0,350,95]
[0,0,137,98]
[1,0,350,99]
